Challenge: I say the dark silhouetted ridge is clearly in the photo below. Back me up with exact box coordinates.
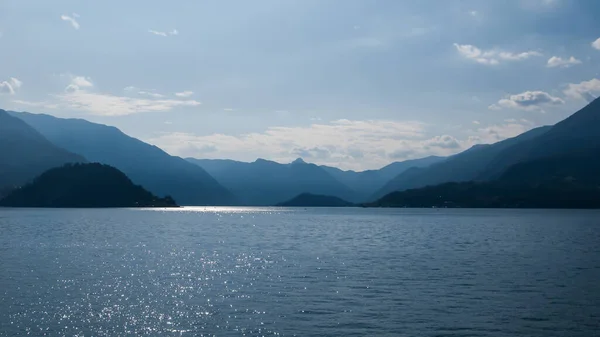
[0,109,85,195]
[276,193,354,207]
[10,111,236,206]
[0,163,178,208]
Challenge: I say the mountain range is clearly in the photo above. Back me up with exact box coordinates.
[0,109,84,196]
[2,97,600,208]
[187,156,442,205]
[9,111,236,205]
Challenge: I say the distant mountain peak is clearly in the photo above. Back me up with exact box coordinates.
[291,158,306,164]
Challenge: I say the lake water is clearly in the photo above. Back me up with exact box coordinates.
[1,208,599,336]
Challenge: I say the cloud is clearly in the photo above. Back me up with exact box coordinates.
[13,75,201,116]
[54,93,200,116]
[64,75,93,93]
[547,56,581,68]
[592,38,600,50]
[145,119,478,170]
[149,29,178,37]
[124,85,165,98]
[489,91,564,111]
[146,116,543,170]
[138,91,165,98]
[0,77,22,95]
[424,135,461,149]
[564,78,600,102]
[471,119,534,144]
[472,120,480,125]
[11,100,60,109]
[453,43,542,65]
[175,91,194,98]
[61,14,80,30]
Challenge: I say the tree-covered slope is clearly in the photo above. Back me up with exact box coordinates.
[0,163,178,208]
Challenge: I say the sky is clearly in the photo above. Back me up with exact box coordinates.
[1,0,600,171]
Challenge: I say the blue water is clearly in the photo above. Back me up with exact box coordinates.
[1,207,599,336]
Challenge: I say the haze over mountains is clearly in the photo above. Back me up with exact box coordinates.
[10,112,236,206]
[1,97,600,208]
[372,126,552,200]
[187,156,442,205]
[0,109,84,195]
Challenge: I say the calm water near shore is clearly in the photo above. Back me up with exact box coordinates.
[1,207,599,336]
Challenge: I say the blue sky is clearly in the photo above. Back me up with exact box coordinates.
[1,0,599,170]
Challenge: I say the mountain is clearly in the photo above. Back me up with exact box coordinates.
[187,157,356,205]
[320,156,444,200]
[0,109,85,194]
[10,111,236,206]
[0,163,178,208]
[367,181,600,209]
[479,97,600,179]
[372,126,552,200]
[498,149,600,187]
[276,193,354,207]
[368,148,600,209]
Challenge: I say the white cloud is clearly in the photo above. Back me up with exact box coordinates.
[564,78,600,102]
[472,119,533,144]
[472,120,480,125]
[138,91,164,98]
[72,76,93,88]
[146,119,477,170]
[61,14,80,30]
[453,43,542,65]
[11,100,60,109]
[149,29,178,37]
[147,118,539,170]
[53,92,200,116]
[13,75,200,116]
[0,77,22,95]
[489,90,564,111]
[547,56,581,68]
[124,86,165,98]
[64,75,93,93]
[592,38,600,50]
[424,135,461,149]
[175,91,194,98]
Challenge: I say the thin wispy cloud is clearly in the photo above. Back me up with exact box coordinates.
[61,14,80,30]
[149,29,178,37]
[124,86,165,98]
[592,37,600,50]
[546,56,582,68]
[0,77,22,95]
[175,91,194,98]
[454,43,542,65]
[13,75,200,116]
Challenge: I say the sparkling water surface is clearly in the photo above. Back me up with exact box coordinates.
[1,207,599,336]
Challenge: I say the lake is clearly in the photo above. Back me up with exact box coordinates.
[1,208,599,336]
